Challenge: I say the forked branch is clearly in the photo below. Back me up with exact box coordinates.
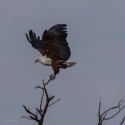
[97,99,125,125]
[22,77,60,125]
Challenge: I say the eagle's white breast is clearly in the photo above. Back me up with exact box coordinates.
[39,56,52,66]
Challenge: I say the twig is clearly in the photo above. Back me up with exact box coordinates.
[98,99,101,124]
[21,116,33,120]
[44,77,53,85]
[36,108,43,116]
[40,89,44,110]
[34,85,44,89]
[43,81,49,99]
[119,116,125,125]
[97,99,125,125]
[22,105,36,117]
[49,98,60,107]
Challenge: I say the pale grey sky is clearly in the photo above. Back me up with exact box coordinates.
[0,0,125,125]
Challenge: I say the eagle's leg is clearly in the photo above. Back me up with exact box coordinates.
[57,64,67,69]
[50,61,60,80]
[55,60,67,69]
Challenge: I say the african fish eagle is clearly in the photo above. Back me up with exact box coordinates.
[26,24,76,78]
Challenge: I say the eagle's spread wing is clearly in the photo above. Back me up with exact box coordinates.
[42,24,71,61]
[26,30,46,56]
[26,24,71,76]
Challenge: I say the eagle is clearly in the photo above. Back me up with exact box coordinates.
[26,24,76,79]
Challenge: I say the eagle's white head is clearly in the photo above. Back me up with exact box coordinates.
[35,57,42,63]
[35,56,52,66]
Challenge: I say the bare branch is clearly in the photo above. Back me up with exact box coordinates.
[44,77,53,85]
[119,99,124,107]
[22,105,37,118]
[36,108,43,116]
[98,99,101,124]
[22,77,59,125]
[34,85,44,89]
[100,112,107,124]
[29,116,38,121]
[41,95,53,123]
[43,81,49,99]
[21,116,33,120]
[40,89,44,110]
[49,98,60,107]
[119,116,125,125]
[97,99,125,125]
[103,99,125,120]
[104,108,123,120]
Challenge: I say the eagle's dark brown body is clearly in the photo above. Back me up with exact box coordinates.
[26,24,71,76]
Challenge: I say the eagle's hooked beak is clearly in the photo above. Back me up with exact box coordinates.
[35,59,39,63]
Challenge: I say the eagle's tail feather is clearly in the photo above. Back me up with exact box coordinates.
[63,61,77,67]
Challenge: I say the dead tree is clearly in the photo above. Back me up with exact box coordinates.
[22,76,125,125]
[97,99,125,125]
[22,77,60,125]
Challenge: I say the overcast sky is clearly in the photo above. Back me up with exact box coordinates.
[0,0,125,125]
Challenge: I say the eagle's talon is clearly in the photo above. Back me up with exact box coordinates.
[49,74,53,78]
[49,74,56,80]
